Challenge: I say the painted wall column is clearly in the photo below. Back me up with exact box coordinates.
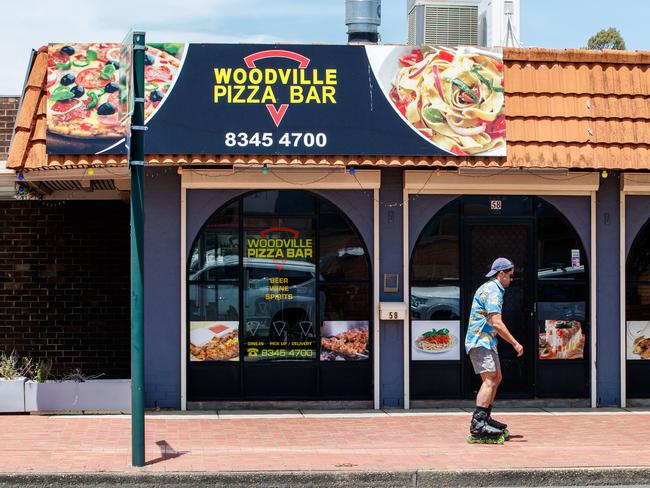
[596,171,621,406]
[144,169,182,409]
[379,168,405,408]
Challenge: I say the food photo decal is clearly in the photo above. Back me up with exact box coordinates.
[189,322,239,361]
[320,327,369,361]
[538,320,585,360]
[389,46,505,156]
[414,326,456,353]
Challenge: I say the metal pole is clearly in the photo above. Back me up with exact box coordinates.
[130,30,146,468]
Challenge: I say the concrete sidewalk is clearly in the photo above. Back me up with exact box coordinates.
[1,408,649,486]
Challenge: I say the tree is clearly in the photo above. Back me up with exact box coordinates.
[586,27,626,50]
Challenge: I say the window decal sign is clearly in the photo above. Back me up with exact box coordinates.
[246,227,313,273]
[189,321,239,362]
[411,320,461,361]
[538,320,585,360]
[627,321,650,360]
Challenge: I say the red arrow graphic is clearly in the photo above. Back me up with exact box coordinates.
[266,104,289,127]
[243,50,311,126]
[259,227,301,272]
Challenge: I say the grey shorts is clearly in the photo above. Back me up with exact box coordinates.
[468,347,501,374]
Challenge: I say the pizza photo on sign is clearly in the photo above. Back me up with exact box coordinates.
[46,42,185,154]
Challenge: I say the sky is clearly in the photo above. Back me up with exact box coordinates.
[2,0,649,94]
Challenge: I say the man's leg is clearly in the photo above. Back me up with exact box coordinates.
[476,371,500,408]
[488,365,502,406]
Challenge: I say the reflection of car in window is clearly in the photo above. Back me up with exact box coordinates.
[537,265,585,279]
[410,286,460,320]
[190,256,318,340]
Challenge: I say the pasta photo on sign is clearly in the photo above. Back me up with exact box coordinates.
[627,321,650,360]
[367,45,506,157]
[411,320,461,361]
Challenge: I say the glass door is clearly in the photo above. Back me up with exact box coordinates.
[463,220,535,398]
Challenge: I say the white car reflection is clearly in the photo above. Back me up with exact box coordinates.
[190,256,318,341]
[537,265,585,279]
[410,286,460,320]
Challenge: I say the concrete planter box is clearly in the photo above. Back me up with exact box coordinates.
[25,379,131,412]
[0,377,26,413]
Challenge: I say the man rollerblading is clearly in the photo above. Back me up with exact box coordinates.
[465,258,523,444]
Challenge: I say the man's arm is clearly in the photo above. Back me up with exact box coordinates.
[488,313,524,357]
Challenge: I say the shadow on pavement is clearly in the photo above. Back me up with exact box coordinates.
[144,440,188,466]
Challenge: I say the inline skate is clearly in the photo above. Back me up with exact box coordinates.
[487,405,509,439]
[467,408,506,445]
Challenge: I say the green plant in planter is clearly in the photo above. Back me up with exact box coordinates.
[34,359,53,383]
[0,351,33,379]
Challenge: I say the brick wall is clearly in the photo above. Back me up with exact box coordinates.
[0,96,20,161]
[0,200,131,378]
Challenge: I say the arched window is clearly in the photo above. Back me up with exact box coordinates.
[626,221,650,398]
[187,190,372,400]
[410,196,589,400]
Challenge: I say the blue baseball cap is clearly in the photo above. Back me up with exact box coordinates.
[486,257,514,278]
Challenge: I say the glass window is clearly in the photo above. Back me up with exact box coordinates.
[537,204,586,281]
[241,262,317,361]
[537,282,586,322]
[243,226,317,362]
[189,229,239,281]
[319,283,370,362]
[202,201,238,228]
[627,223,650,282]
[244,190,315,215]
[627,284,650,321]
[244,216,314,231]
[319,213,369,282]
[188,191,371,365]
[410,285,460,320]
[320,283,370,321]
[411,202,459,282]
[538,283,586,301]
[189,283,239,321]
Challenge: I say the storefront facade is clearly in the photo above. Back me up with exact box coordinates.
[7,46,650,409]
[404,171,597,407]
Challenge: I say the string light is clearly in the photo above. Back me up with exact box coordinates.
[435,167,441,177]
[348,166,356,176]
[14,183,41,201]
[86,168,95,176]
[17,172,24,181]
[177,167,184,175]
[262,163,268,175]
[601,170,608,179]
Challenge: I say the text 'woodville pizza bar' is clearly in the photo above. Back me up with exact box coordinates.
[213,68,337,104]
[246,237,314,259]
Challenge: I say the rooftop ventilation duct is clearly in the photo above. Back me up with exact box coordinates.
[345,0,381,44]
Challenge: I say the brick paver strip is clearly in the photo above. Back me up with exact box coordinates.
[1,412,649,474]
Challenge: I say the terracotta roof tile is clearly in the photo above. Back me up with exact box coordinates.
[9,46,650,173]
[14,87,41,129]
[26,51,47,89]
[506,63,650,96]
[507,94,650,119]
